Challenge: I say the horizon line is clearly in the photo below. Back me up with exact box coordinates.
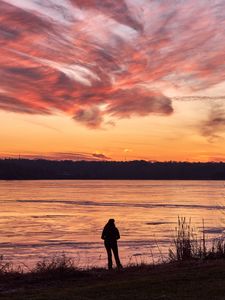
[0,158,225,164]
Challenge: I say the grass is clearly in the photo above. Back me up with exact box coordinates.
[1,218,225,299]
[169,217,225,261]
[1,260,225,299]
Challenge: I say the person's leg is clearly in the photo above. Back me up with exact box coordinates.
[112,242,122,268]
[105,241,112,269]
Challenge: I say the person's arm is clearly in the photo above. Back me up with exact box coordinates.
[116,228,120,240]
[101,228,106,240]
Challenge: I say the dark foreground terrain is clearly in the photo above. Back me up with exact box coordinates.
[1,261,225,300]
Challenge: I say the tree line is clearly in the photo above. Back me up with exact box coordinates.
[0,159,224,180]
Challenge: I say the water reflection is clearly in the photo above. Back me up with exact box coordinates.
[0,180,224,267]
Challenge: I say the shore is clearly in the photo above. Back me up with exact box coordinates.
[1,260,225,299]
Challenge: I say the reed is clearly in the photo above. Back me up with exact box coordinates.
[169,216,225,261]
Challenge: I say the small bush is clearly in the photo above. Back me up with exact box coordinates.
[33,253,81,277]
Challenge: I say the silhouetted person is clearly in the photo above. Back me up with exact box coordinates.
[101,219,122,270]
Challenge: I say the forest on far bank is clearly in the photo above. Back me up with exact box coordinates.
[0,159,224,180]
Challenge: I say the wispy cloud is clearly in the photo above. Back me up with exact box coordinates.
[0,151,111,161]
[92,153,111,160]
[173,96,225,140]
[1,0,225,127]
[200,104,225,142]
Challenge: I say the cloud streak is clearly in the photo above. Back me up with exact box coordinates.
[0,151,111,161]
[201,104,225,142]
[1,0,225,127]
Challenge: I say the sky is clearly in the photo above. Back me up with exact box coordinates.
[0,0,225,162]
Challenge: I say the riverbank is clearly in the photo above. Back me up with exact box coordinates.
[1,260,225,299]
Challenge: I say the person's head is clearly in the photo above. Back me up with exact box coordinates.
[107,218,115,226]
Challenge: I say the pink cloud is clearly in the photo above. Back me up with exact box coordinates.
[73,106,103,128]
[1,0,225,128]
[106,88,173,118]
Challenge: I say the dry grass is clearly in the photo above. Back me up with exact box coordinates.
[169,216,225,261]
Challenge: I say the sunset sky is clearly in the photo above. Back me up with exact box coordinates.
[1,0,225,161]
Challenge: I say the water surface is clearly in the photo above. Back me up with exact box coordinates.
[0,180,225,268]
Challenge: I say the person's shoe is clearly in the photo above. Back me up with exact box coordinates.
[117,264,123,269]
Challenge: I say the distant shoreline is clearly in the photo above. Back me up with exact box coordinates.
[0,159,225,180]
